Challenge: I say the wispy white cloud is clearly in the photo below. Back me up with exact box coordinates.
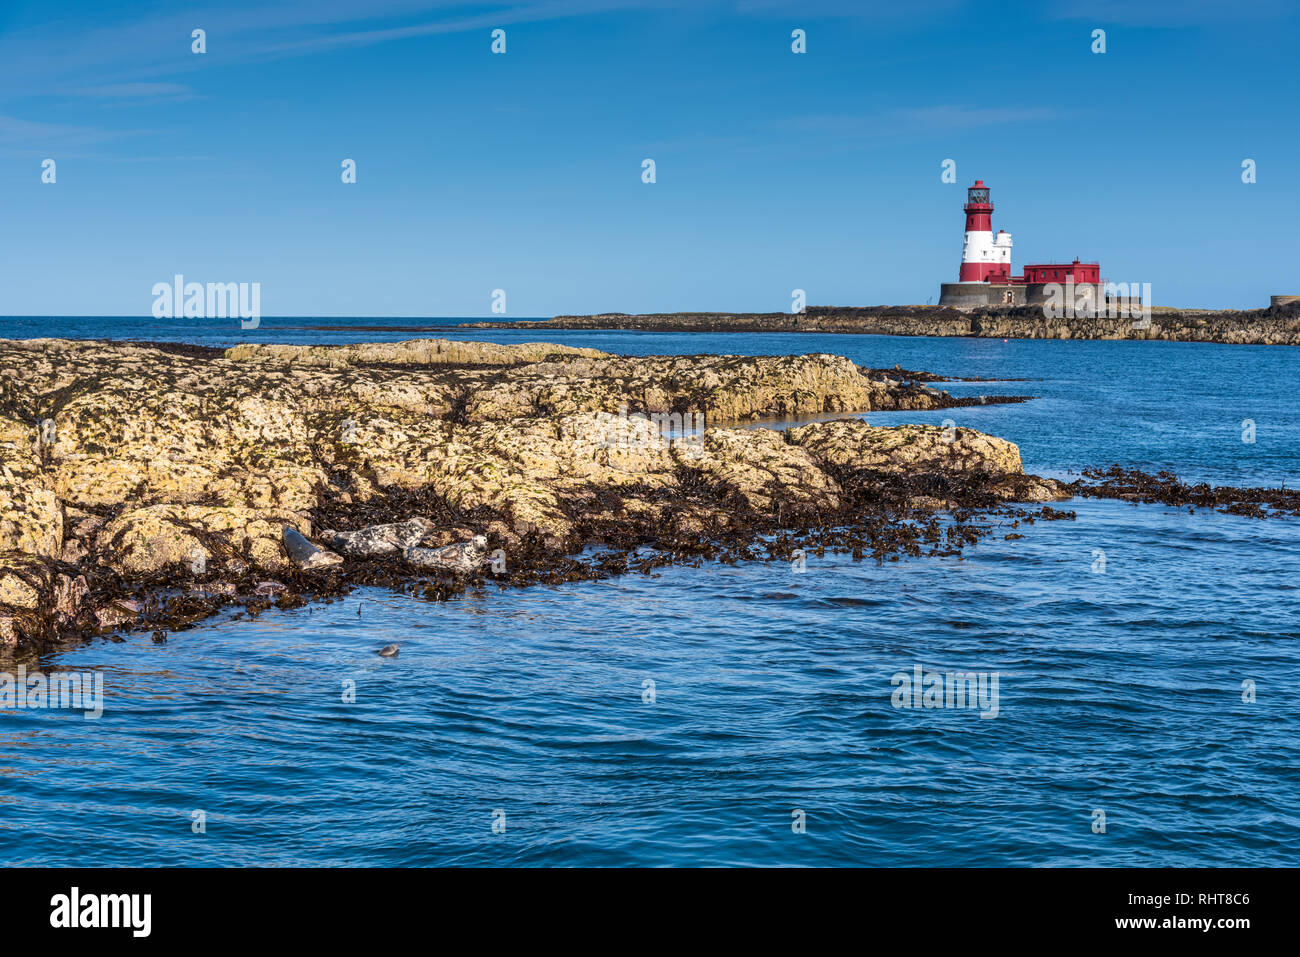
[68,82,196,102]
[731,0,964,18]
[0,1,652,152]
[782,105,1058,142]
[0,0,663,93]
[1048,0,1297,25]
[885,105,1058,132]
[0,113,139,148]
[641,133,752,152]
[0,0,965,96]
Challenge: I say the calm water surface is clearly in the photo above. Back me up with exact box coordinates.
[2,317,1297,865]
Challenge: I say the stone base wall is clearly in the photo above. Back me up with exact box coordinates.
[937,283,1025,310]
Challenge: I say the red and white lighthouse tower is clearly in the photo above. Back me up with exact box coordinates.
[939,177,1109,309]
[958,180,1012,283]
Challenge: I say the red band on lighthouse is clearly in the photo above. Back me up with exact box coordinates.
[958,180,1012,283]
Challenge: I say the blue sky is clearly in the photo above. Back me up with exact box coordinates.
[1,0,1296,316]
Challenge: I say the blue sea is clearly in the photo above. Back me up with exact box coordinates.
[1,316,1297,866]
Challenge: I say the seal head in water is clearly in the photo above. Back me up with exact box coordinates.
[377,644,399,657]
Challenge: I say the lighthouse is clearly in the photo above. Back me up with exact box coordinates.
[958,180,1012,283]
[938,178,1108,310]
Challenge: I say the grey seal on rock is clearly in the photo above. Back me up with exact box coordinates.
[282,526,343,571]
[377,644,399,657]
[403,534,488,574]
[322,517,437,557]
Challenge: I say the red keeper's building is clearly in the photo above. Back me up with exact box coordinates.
[1019,262,1101,284]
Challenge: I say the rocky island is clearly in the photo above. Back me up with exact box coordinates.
[467,300,1300,345]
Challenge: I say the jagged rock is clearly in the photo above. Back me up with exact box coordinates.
[0,556,90,640]
[94,598,139,632]
[787,421,1024,473]
[0,555,47,609]
[60,538,88,564]
[987,474,1072,503]
[53,573,89,625]
[681,427,842,511]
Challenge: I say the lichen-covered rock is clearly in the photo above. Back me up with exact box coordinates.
[456,352,940,424]
[0,414,63,558]
[225,338,605,368]
[681,427,841,511]
[0,555,46,610]
[787,421,1023,473]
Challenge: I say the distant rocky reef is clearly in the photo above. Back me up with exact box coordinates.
[468,300,1300,345]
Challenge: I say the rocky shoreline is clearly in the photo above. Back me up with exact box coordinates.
[1,336,1076,651]
[467,300,1300,345]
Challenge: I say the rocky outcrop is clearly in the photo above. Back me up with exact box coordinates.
[787,421,1023,473]
[0,336,1065,650]
[225,338,604,368]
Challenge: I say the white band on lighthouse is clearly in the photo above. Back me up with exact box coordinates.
[961,229,996,273]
